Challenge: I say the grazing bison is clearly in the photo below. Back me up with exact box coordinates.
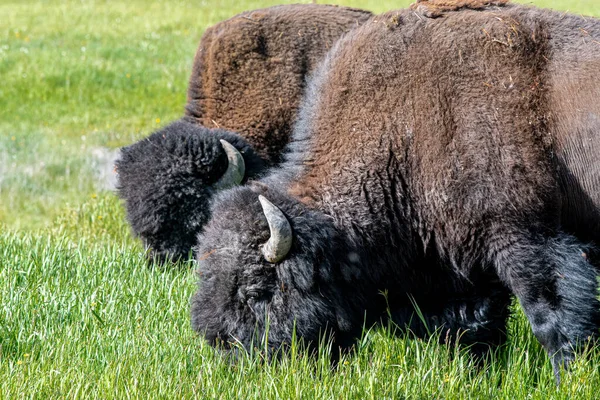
[116,4,373,263]
[191,4,600,382]
[115,121,265,263]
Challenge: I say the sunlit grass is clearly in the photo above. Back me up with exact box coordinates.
[1,0,600,398]
[2,217,600,398]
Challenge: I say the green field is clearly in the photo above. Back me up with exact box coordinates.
[1,0,600,398]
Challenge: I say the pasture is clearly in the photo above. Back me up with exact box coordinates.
[1,0,600,398]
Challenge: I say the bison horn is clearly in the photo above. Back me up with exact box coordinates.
[214,140,245,190]
[258,195,292,263]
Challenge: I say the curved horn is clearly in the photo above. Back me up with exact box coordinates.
[258,195,292,263]
[214,140,245,189]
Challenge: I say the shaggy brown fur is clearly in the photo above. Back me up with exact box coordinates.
[185,4,373,163]
[292,2,600,255]
[290,6,554,232]
[410,0,510,18]
[409,0,600,248]
[286,3,600,378]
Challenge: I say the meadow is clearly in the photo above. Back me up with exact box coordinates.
[1,0,600,398]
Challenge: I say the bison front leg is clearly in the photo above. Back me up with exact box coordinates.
[492,232,600,383]
[391,284,511,359]
[435,289,511,359]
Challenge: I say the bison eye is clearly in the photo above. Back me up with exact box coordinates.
[246,290,260,299]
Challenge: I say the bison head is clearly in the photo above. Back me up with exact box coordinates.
[116,119,265,264]
[191,184,367,356]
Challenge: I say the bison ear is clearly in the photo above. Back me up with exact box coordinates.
[258,195,292,263]
[214,140,245,189]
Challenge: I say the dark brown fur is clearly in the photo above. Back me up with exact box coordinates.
[543,14,600,247]
[185,4,373,163]
[291,6,554,245]
[410,1,600,245]
[285,3,600,378]
[292,3,600,261]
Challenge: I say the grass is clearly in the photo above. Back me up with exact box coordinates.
[1,0,600,398]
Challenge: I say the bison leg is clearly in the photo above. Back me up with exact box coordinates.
[389,281,511,359]
[492,232,600,382]
[433,289,511,359]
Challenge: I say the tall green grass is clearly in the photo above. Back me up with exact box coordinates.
[2,215,600,398]
[2,1,600,398]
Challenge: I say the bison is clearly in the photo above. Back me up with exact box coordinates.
[191,3,600,382]
[116,4,373,263]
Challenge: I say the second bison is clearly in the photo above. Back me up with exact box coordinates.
[116,4,372,263]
